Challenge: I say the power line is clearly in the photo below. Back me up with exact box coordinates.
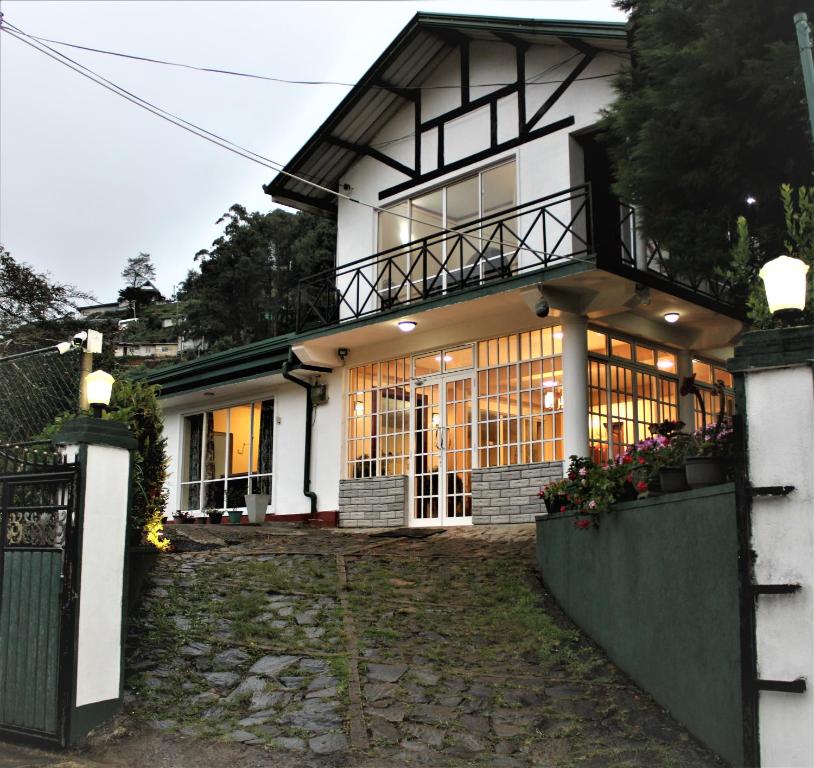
[4,22,625,90]
[0,19,600,269]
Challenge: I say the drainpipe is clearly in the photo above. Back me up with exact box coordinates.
[281,352,331,518]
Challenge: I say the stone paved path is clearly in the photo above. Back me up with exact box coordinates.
[3,523,724,767]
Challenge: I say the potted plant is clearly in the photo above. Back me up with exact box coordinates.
[175,509,195,525]
[539,478,569,514]
[227,506,243,525]
[685,420,734,488]
[206,507,223,525]
[244,477,269,525]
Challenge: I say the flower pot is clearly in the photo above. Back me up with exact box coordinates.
[685,456,728,488]
[178,515,194,525]
[207,511,224,525]
[195,515,208,524]
[244,493,270,525]
[227,510,243,525]
[658,465,689,493]
[543,495,568,514]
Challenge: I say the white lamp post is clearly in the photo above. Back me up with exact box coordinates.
[758,255,810,323]
[85,369,115,417]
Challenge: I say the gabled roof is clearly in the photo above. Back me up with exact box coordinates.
[264,12,627,215]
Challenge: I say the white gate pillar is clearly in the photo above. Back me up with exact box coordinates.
[53,416,136,745]
[729,326,814,768]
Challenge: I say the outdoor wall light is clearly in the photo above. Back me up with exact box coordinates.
[663,312,680,324]
[397,320,417,332]
[85,369,115,417]
[759,254,810,321]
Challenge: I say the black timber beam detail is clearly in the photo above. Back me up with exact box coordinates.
[558,35,600,57]
[327,136,417,179]
[756,678,807,694]
[460,37,470,105]
[750,485,795,497]
[420,83,517,131]
[751,583,801,595]
[526,50,596,133]
[372,79,419,102]
[380,115,575,200]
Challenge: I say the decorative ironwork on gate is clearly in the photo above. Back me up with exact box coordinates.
[0,440,77,746]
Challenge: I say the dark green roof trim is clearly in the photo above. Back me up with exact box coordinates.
[145,333,295,397]
[264,12,626,212]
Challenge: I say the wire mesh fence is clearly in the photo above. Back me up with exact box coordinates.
[0,346,82,444]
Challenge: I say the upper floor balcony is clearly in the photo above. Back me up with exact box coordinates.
[294,183,739,333]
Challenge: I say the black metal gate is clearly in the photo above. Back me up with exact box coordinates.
[0,441,78,747]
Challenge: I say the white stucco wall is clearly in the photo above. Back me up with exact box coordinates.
[161,371,345,517]
[335,41,622,277]
[746,364,814,768]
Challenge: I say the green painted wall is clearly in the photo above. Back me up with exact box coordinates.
[536,484,743,767]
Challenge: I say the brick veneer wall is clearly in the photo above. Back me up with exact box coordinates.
[338,476,407,528]
[471,461,563,525]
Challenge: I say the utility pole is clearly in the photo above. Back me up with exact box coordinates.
[795,13,814,146]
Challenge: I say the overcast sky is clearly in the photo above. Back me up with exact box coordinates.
[0,1,626,303]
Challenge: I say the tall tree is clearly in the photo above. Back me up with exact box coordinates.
[0,244,91,351]
[119,252,159,316]
[603,0,811,277]
[179,206,335,349]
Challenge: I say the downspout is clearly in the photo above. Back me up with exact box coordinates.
[281,351,331,518]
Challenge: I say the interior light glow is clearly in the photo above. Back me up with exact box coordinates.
[657,358,675,370]
[434,354,453,363]
[397,320,417,332]
[663,312,680,324]
[553,331,564,340]
[354,400,365,415]
[544,391,555,409]
[541,379,558,388]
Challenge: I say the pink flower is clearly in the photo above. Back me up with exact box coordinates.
[579,467,588,477]
[588,499,597,510]
[636,480,648,492]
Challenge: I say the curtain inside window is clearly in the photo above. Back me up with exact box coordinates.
[255,400,274,495]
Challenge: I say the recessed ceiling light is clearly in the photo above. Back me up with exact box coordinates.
[663,312,680,324]
[397,320,417,332]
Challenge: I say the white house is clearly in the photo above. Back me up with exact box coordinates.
[148,12,743,526]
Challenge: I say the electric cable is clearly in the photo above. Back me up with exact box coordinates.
[1,19,602,269]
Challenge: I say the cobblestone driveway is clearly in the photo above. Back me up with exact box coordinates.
[4,524,723,767]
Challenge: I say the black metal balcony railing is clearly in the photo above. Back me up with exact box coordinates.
[295,185,739,333]
[617,205,735,306]
[296,184,592,331]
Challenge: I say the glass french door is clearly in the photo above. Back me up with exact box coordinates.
[411,375,473,526]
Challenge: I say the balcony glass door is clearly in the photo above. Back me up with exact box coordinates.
[411,374,473,526]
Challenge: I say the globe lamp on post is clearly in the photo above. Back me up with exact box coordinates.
[85,369,115,418]
[758,255,810,325]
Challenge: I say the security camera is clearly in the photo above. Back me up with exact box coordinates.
[72,331,88,347]
[535,297,550,318]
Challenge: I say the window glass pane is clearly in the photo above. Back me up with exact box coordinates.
[228,404,252,478]
[447,175,479,228]
[414,354,442,377]
[205,409,228,480]
[445,346,473,371]
[656,351,676,372]
[482,162,516,218]
[378,202,410,252]
[183,414,203,483]
[714,368,733,388]
[636,345,656,367]
[692,359,712,383]
[610,338,632,359]
[587,330,607,354]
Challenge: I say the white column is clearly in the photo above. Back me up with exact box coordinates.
[677,351,695,430]
[561,314,589,462]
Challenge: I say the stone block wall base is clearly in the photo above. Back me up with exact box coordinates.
[471,461,563,524]
[339,476,407,528]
